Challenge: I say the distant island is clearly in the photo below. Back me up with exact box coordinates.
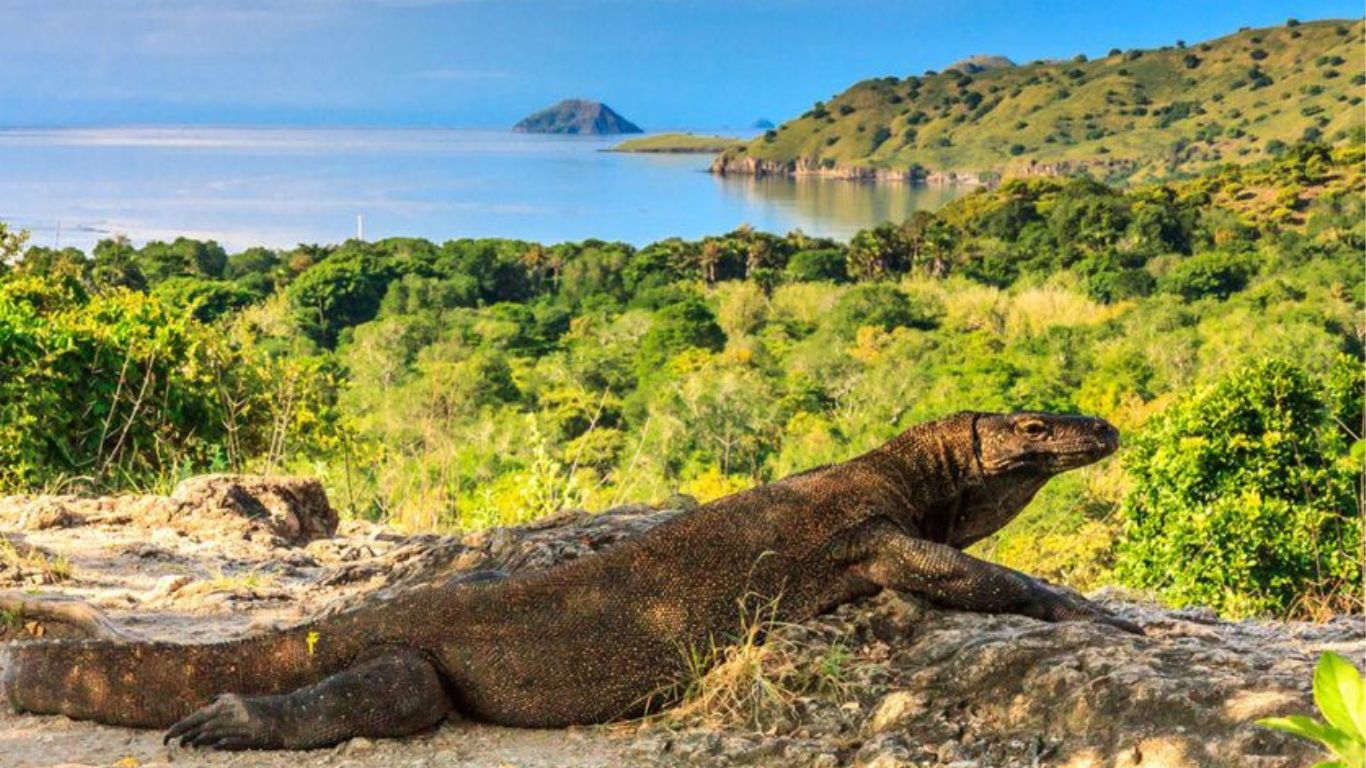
[609,133,742,153]
[712,18,1364,184]
[751,118,775,130]
[513,99,643,135]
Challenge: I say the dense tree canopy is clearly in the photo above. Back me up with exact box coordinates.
[1,142,1360,618]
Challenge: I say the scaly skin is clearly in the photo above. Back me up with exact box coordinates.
[3,411,1141,750]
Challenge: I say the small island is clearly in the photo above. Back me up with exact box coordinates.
[609,132,743,153]
[512,99,642,135]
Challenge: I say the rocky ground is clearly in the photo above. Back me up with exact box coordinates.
[0,476,1358,768]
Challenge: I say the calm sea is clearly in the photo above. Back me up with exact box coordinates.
[0,127,965,251]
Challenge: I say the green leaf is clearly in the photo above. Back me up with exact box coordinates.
[1257,715,1365,765]
[1309,761,1347,768]
[1315,652,1366,742]
[1259,714,1338,743]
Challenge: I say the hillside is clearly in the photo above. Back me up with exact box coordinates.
[512,98,643,134]
[713,18,1364,184]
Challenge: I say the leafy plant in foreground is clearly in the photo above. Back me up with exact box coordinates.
[1257,651,1366,768]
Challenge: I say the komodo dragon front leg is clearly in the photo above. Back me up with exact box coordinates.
[164,648,450,750]
[841,520,1143,634]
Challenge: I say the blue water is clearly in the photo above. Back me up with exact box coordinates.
[0,127,965,251]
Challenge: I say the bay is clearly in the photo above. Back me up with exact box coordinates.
[0,127,966,251]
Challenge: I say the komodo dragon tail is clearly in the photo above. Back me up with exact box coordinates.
[3,623,342,728]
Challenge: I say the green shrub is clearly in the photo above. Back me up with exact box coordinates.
[0,275,251,490]
[1116,359,1363,617]
[786,249,850,284]
[636,298,726,376]
[828,284,937,337]
[1160,250,1255,300]
[153,276,258,323]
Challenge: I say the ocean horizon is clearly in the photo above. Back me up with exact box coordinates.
[0,126,965,252]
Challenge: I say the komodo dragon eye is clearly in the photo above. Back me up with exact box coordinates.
[1017,419,1048,439]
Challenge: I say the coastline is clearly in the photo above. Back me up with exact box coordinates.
[709,153,990,186]
[709,152,1145,187]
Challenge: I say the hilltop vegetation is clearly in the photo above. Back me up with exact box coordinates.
[2,143,1361,618]
[610,133,743,153]
[714,18,1364,183]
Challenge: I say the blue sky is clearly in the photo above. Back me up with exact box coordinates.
[4,0,1360,130]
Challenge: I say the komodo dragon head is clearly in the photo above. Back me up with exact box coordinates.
[932,411,1120,548]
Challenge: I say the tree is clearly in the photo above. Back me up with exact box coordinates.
[846,224,911,281]
[1047,178,1132,256]
[698,240,724,285]
[786,249,850,283]
[828,284,937,338]
[1116,359,1362,617]
[1160,250,1255,301]
[520,243,551,293]
[286,250,392,347]
[137,238,228,284]
[91,236,147,291]
[920,218,959,277]
[635,298,726,377]
[0,222,29,267]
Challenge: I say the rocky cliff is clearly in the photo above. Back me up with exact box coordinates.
[709,153,988,185]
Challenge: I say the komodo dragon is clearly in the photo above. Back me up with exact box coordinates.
[4,410,1142,750]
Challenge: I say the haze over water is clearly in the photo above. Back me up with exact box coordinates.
[0,127,965,252]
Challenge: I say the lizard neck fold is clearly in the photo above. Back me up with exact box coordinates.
[873,412,984,532]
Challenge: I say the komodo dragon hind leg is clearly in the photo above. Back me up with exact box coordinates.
[165,648,451,751]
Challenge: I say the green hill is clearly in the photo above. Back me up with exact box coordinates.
[713,18,1364,184]
[609,133,742,153]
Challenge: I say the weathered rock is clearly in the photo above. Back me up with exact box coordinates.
[16,498,83,531]
[170,474,337,543]
[0,474,337,547]
[868,692,926,735]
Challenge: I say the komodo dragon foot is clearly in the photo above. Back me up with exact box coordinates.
[166,648,451,750]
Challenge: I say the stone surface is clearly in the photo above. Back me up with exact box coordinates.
[170,473,337,542]
[0,474,337,548]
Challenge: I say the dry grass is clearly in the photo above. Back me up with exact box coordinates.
[770,283,845,328]
[937,281,1007,334]
[1004,284,1128,339]
[0,535,73,584]
[648,594,856,732]
[201,565,274,594]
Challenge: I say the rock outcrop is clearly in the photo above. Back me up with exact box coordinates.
[708,152,989,185]
[0,474,336,546]
[946,54,1017,74]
